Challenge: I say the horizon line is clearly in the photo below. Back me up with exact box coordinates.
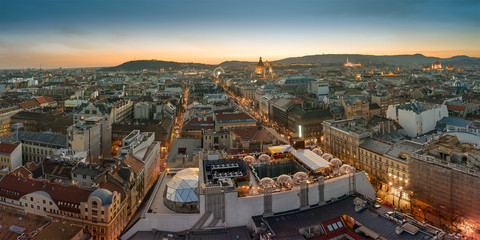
[1,52,479,70]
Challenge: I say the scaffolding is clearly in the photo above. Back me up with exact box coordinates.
[409,152,480,225]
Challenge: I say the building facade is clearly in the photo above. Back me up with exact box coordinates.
[0,143,22,171]
[322,118,371,168]
[68,117,103,163]
[409,151,480,226]
[387,102,448,137]
[340,95,369,119]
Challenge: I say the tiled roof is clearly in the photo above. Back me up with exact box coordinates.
[42,160,73,180]
[231,126,275,143]
[44,96,55,103]
[35,96,48,104]
[0,143,19,154]
[214,111,255,123]
[19,101,40,109]
[342,95,368,105]
[0,174,93,213]
[24,162,43,178]
[182,116,214,131]
[11,166,32,178]
[21,131,67,147]
[123,154,145,175]
[99,180,126,201]
[446,104,466,112]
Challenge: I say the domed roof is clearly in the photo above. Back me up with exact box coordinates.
[257,57,264,67]
[260,177,275,188]
[340,164,355,174]
[243,155,255,165]
[165,168,199,203]
[454,80,464,87]
[330,158,342,168]
[89,189,113,206]
[312,148,323,156]
[258,154,270,162]
[293,172,308,184]
[322,153,333,161]
[276,174,293,188]
[32,191,52,200]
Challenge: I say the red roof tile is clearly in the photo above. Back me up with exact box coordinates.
[19,100,40,109]
[11,166,32,178]
[35,96,48,104]
[231,126,275,142]
[99,181,126,201]
[44,96,55,103]
[0,174,93,213]
[446,104,466,112]
[24,162,42,173]
[0,143,19,154]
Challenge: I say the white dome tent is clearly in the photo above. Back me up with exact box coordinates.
[164,168,200,213]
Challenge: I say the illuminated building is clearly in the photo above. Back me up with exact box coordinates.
[409,134,480,227]
[343,58,362,67]
[431,60,442,70]
[339,95,370,119]
[253,57,273,78]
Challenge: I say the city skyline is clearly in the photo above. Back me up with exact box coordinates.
[1,0,479,68]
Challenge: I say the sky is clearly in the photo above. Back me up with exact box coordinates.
[0,0,479,68]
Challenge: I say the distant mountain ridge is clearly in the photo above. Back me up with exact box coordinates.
[105,54,480,71]
[221,54,480,67]
[103,59,214,71]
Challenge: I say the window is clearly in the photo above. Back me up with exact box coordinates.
[43,200,46,204]
[304,227,314,235]
[332,223,338,229]
[337,221,343,228]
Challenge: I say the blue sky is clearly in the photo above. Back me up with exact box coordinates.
[0,0,479,68]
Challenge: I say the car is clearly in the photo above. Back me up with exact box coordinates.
[374,204,381,209]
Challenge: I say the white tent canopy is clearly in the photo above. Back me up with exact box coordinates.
[291,149,330,171]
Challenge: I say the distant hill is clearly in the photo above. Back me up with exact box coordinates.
[105,54,480,71]
[219,60,255,68]
[271,54,480,66]
[219,54,480,67]
[103,60,214,71]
